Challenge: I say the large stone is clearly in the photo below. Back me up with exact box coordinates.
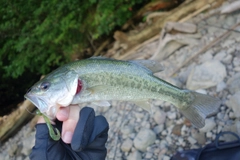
[133,128,156,152]
[226,91,240,118]
[187,60,226,90]
[227,73,240,94]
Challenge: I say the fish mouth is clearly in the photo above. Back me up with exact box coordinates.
[24,94,48,114]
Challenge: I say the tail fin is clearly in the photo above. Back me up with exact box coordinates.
[179,91,221,128]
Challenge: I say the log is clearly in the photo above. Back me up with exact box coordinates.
[111,0,227,59]
[0,100,36,142]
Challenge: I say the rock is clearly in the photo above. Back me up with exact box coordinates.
[21,134,35,156]
[199,51,213,63]
[153,109,166,125]
[172,124,183,136]
[187,60,226,90]
[145,152,153,159]
[0,154,5,160]
[167,112,177,120]
[222,120,240,141]
[121,126,134,136]
[7,143,18,156]
[133,128,156,152]
[233,57,240,67]
[199,118,216,133]
[178,63,196,84]
[227,73,240,94]
[121,138,133,152]
[222,54,232,64]
[16,156,23,160]
[229,111,235,119]
[153,124,164,134]
[206,132,213,138]
[187,136,197,145]
[221,39,235,48]
[191,129,206,145]
[216,81,226,92]
[162,155,171,160]
[214,51,226,61]
[217,112,224,120]
[178,137,185,147]
[183,119,192,127]
[127,151,142,160]
[226,92,240,118]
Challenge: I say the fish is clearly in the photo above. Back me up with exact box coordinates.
[25,57,221,128]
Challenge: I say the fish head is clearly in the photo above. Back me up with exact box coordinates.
[25,69,79,118]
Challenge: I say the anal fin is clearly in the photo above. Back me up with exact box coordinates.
[133,100,152,114]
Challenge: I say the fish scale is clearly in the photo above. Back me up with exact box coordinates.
[25,57,221,128]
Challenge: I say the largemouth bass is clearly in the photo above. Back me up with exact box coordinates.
[25,57,220,128]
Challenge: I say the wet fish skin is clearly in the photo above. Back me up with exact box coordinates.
[25,57,221,128]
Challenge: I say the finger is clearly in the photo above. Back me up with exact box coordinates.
[61,105,80,144]
[56,107,70,121]
[37,117,46,124]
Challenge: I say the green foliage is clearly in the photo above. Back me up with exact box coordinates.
[0,0,145,79]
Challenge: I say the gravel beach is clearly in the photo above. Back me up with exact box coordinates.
[1,0,240,159]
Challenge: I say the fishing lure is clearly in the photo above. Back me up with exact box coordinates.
[36,110,61,141]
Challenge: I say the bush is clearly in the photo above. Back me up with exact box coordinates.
[0,0,145,78]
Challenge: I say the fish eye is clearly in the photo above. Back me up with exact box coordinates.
[40,82,51,91]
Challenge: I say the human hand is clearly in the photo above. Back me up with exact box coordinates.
[30,106,109,160]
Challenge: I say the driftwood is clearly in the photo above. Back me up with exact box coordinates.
[111,0,227,60]
[0,100,36,142]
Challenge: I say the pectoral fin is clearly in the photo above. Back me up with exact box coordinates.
[130,60,164,73]
[92,101,111,107]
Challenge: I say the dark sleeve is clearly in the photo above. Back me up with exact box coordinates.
[30,123,82,160]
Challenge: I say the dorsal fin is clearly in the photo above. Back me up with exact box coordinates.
[130,60,164,73]
[89,56,113,60]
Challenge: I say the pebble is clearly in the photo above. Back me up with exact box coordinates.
[227,73,240,94]
[206,132,213,138]
[167,112,177,120]
[153,124,164,134]
[226,91,240,118]
[214,50,226,61]
[162,155,171,160]
[133,128,156,152]
[216,81,226,92]
[121,125,134,136]
[153,109,166,125]
[127,151,142,160]
[199,51,213,63]
[222,54,232,64]
[145,152,153,159]
[121,138,133,152]
[187,137,197,145]
[199,118,216,133]
[172,124,183,136]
